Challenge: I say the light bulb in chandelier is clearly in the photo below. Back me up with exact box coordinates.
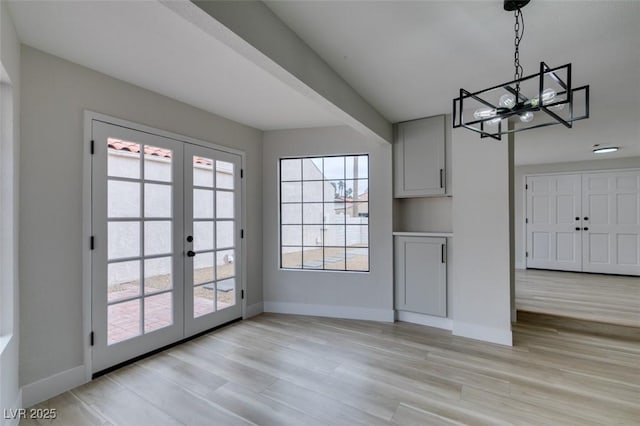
[530,88,556,107]
[520,111,534,123]
[499,94,516,109]
[473,107,498,120]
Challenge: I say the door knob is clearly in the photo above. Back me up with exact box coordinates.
[575,227,580,231]
[186,235,193,242]
[575,217,580,221]
[583,227,589,231]
[584,217,589,221]
[186,250,196,257]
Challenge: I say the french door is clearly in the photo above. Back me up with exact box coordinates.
[526,171,640,275]
[91,120,242,373]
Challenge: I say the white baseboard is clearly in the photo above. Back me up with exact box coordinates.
[2,389,22,426]
[245,302,264,318]
[21,365,87,408]
[453,321,512,346]
[263,302,394,322]
[396,311,453,331]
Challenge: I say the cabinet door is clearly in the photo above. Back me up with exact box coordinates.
[394,115,446,197]
[395,236,447,317]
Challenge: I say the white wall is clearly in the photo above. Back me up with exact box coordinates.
[262,126,393,321]
[451,128,512,345]
[514,156,640,269]
[0,1,21,422]
[19,46,263,389]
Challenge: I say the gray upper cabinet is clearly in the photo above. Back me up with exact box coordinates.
[394,236,447,317]
[394,115,446,197]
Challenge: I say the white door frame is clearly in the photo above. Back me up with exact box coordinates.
[82,111,247,381]
[523,168,640,273]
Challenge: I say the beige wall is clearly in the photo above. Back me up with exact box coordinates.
[1,0,22,417]
[19,46,263,386]
[262,126,394,320]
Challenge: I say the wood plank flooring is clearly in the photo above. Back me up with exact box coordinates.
[21,313,640,425]
[516,269,640,327]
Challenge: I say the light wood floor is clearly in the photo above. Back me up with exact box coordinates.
[516,269,640,327]
[22,313,640,425]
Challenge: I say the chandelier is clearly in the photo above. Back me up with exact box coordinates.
[452,0,590,140]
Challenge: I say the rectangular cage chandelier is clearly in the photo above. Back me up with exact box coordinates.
[452,1,590,141]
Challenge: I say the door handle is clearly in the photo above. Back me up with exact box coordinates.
[584,217,589,221]
[575,227,580,231]
[583,227,589,231]
[575,217,580,221]
[441,244,446,263]
[186,250,196,257]
[186,235,193,242]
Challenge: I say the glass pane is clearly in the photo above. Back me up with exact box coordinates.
[194,285,215,318]
[108,180,140,218]
[194,221,214,252]
[144,221,172,256]
[216,191,234,219]
[193,156,214,188]
[108,221,140,260]
[281,203,302,224]
[144,257,172,295]
[108,299,140,345]
[344,179,368,202]
[282,225,302,246]
[303,225,323,246]
[347,225,368,247]
[302,247,323,269]
[323,156,344,180]
[324,247,346,270]
[346,248,369,271]
[345,203,369,223]
[216,221,234,249]
[324,225,345,246]
[325,202,346,224]
[281,247,302,269]
[194,252,214,285]
[216,249,235,280]
[108,260,140,302]
[217,279,236,310]
[303,181,324,202]
[108,139,140,179]
[144,292,173,333]
[281,159,301,181]
[302,203,323,224]
[194,189,214,219]
[346,155,368,179]
[216,160,234,190]
[325,180,346,202]
[281,182,302,203]
[144,145,172,182]
[144,183,171,218]
[302,158,323,180]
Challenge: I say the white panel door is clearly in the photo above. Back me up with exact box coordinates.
[582,171,640,275]
[526,174,582,271]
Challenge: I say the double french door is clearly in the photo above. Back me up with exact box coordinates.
[526,170,640,275]
[91,120,242,373]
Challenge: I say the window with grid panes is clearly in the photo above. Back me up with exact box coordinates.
[279,155,369,271]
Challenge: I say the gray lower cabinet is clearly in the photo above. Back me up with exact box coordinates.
[394,236,447,317]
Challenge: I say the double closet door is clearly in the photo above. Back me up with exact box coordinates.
[91,120,242,373]
[526,170,640,275]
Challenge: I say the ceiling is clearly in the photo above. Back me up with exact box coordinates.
[7,0,640,165]
[265,0,640,164]
[7,0,343,130]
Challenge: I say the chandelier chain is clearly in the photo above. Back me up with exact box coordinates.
[513,8,525,97]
